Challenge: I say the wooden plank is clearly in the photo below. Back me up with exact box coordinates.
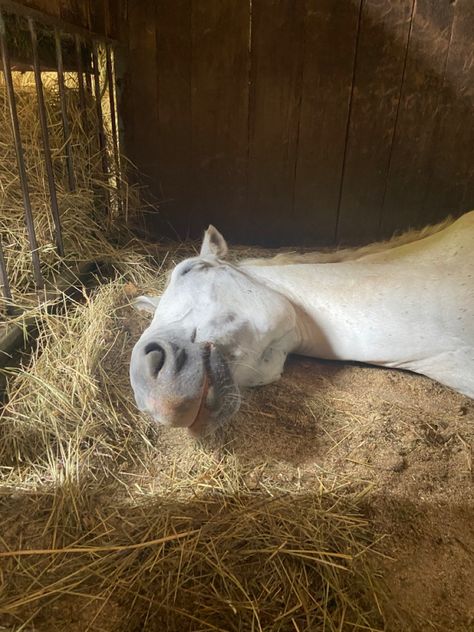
[380,0,455,237]
[153,0,191,237]
[88,0,105,35]
[115,0,128,43]
[122,0,159,191]
[336,0,414,245]
[58,0,88,30]
[293,0,362,246]
[190,0,250,240]
[422,0,474,223]
[0,0,115,40]
[104,0,119,39]
[15,0,60,17]
[247,0,304,246]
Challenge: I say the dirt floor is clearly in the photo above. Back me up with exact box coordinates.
[236,359,474,632]
[111,296,474,632]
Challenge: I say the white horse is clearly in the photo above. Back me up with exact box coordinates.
[130,211,474,436]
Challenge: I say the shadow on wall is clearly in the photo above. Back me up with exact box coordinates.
[121,0,474,247]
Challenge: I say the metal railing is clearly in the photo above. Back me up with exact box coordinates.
[0,1,121,313]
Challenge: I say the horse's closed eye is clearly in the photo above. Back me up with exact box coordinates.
[180,264,193,276]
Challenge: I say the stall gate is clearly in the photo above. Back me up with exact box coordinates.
[0,0,122,311]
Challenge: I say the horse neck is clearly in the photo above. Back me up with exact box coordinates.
[242,260,439,367]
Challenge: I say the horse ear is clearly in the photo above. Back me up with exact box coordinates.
[200,225,228,258]
[132,295,161,314]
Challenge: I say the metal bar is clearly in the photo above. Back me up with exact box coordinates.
[92,41,110,214]
[29,18,64,257]
[84,52,96,175]
[75,34,91,184]
[105,44,122,213]
[0,0,118,44]
[75,34,87,132]
[0,10,43,288]
[54,28,76,192]
[85,61,93,94]
[0,238,13,313]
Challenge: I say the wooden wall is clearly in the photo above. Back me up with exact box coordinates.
[9,0,122,39]
[103,2,474,244]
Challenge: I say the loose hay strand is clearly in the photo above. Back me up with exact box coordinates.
[0,529,199,558]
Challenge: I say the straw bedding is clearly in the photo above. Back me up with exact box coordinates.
[1,250,473,631]
[0,270,385,632]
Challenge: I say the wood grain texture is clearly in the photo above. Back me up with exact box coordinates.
[58,0,88,29]
[122,0,159,226]
[336,0,414,245]
[155,0,191,236]
[88,0,105,35]
[191,0,250,239]
[81,0,474,245]
[293,0,361,245]
[5,0,114,36]
[9,0,115,37]
[380,0,455,236]
[247,0,304,245]
[104,0,119,39]
[422,0,474,223]
[16,0,60,16]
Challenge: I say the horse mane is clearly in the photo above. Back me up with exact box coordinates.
[241,216,455,266]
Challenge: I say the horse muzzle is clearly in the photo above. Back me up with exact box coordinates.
[130,335,240,436]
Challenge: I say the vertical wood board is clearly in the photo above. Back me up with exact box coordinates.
[336,0,414,244]
[380,0,455,236]
[155,0,192,235]
[294,0,362,245]
[124,0,159,179]
[422,0,474,222]
[191,0,250,239]
[247,0,304,245]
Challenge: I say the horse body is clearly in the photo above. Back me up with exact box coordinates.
[245,258,474,396]
[130,211,474,435]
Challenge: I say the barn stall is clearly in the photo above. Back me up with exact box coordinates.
[0,1,473,631]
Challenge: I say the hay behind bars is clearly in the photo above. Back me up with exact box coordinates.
[0,276,384,631]
[0,66,147,309]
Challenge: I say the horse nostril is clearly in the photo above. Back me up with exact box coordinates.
[144,342,165,378]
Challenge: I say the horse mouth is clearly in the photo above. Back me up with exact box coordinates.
[187,372,210,436]
[187,344,241,437]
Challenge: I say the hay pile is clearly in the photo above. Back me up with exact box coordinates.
[0,270,385,631]
[0,66,146,309]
